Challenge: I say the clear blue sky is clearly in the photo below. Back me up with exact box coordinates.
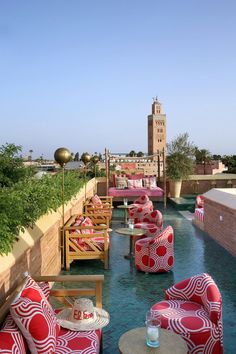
[0,0,236,159]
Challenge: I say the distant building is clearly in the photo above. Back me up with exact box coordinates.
[147,97,167,158]
[194,160,228,175]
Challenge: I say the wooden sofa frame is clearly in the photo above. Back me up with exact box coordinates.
[64,214,110,271]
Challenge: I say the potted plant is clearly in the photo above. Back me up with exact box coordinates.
[166,133,195,198]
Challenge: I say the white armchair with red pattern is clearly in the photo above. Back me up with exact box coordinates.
[134,210,163,237]
[128,195,153,222]
[151,273,223,353]
[135,226,174,273]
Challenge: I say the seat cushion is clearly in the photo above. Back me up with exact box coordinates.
[55,316,101,354]
[0,314,27,353]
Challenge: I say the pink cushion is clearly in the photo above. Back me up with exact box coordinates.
[10,275,60,354]
[91,194,102,207]
[108,187,164,197]
[143,177,157,189]
[0,314,27,353]
[127,179,143,189]
[81,217,94,235]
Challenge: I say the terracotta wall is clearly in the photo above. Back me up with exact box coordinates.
[204,199,236,257]
[0,179,96,303]
[180,179,236,195]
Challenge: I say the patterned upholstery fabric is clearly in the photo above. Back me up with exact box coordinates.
[134,210,163,237]
[127,179,143,189]
[128,195,153,221]
[143,177,157,189]
[91,194,103,207]
[10,275,60,354]
[135,226,174,273]
[151,273,223,353]
[0,314,27,353]
[195,208,204,222]
[55,311,101,354]
[196,194,204,208]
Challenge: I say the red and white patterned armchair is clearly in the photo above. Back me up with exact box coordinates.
[134,210,163,237]
[151,273,223,353]
[135,226,174,273]
[128,195,153,222]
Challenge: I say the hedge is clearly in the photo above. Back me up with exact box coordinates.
[0,171,85,255]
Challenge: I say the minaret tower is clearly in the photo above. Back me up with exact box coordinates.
[147,97,166,158]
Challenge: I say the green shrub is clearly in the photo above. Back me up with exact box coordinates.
[0,171,84,255]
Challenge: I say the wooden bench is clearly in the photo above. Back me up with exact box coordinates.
[64,214,110,270]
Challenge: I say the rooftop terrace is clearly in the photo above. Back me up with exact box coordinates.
[61,202,236,354]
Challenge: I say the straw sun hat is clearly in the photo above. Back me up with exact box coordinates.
[56,298,110,331]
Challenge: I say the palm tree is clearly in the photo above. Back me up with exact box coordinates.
[195,148,212,174]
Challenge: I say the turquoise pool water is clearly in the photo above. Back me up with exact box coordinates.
[62,203,236,353]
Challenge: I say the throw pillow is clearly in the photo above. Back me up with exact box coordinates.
[91,194,103,207]
[116,177,128,189]
[143,177,157,189]
[127,179,143,189]
[10,275,60,354]
[0,314,27,353]
[81,216,94,234]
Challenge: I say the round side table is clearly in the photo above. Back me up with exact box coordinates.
[118,327,188,354]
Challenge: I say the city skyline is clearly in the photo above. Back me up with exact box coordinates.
[0,0,236,159]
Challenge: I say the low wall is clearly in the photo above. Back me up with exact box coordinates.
[204,189,236,257]
[0,179,96,303]
[180,174,236,195]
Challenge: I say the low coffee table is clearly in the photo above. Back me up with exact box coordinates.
[118,327,188,354]
[115,227,146,259]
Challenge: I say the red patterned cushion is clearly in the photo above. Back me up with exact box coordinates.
[56,325,101,353]
[38,282,50,299]
[81,217,94,235]
[91,194,102,207]
[0,314,27,353]
[10,275,60,354]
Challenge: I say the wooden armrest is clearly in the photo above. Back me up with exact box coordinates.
[34,275,104,308]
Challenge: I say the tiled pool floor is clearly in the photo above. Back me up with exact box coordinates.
[61,203,236,353]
